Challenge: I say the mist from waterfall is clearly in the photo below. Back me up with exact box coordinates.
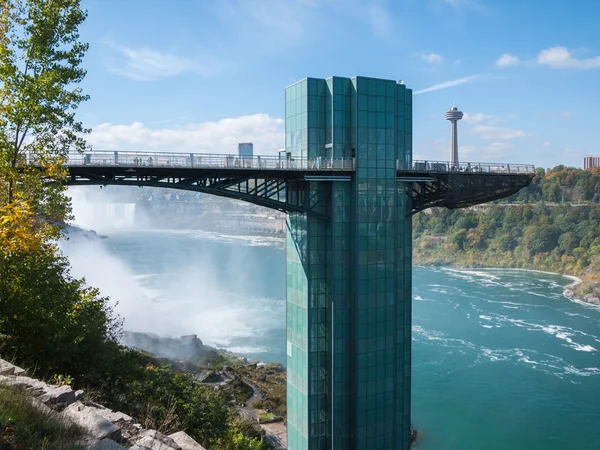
[62,186,285,356]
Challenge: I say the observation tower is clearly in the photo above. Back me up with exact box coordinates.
[445,106,464,167]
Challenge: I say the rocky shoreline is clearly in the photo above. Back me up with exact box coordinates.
[564,281,600,305]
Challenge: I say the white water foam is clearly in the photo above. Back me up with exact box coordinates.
[413,323,600,378]
[226,346,269,354]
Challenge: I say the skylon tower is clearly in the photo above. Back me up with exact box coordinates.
[445,106,463,167]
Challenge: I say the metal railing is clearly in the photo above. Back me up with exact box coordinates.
[26,150,535,175]
[53,151,355,171]
[397,160,536,175]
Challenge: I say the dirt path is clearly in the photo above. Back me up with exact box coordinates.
[238,378,263,423]
[261,422,287,449]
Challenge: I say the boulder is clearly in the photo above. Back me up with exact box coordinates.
[2,375,48,396]
[27,396,56,416]
[94,408,134,424]
[61,402,121,441]
[0,359,26,376]
[1,374,76,408]
[168,431,207,450]
[133,430,182,450]
[93,407,142,441]
[88,439,128,450]
[38,384,76,407]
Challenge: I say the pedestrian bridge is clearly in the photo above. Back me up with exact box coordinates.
[37,150,535,216]
[60,150,535,175]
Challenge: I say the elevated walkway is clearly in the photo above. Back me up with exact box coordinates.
[28,150,536,216]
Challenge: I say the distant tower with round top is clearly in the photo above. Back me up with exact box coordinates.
[445,106,463,167]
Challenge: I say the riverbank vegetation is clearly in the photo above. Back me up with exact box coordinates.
[414,166,600,300]
[0,1,269,449]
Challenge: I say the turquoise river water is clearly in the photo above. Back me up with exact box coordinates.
[62,229,600,450]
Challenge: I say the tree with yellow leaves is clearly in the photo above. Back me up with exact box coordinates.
[0,0,89,251]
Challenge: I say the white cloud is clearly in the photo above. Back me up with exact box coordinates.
[414,74,480,95]
[460,142,514,160]
[105,42,225,81]
[463,113,497,124]
[88,114,284,155]
[543,141,552,147]
[537,46,600,69]
[462,112,517,124]
[496,53,520,67]
[472,125,528,140]
[560,111,574,118]
[418,52,444,65]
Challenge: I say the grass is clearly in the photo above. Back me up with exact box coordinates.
[256,411,281,424]
[0,384,84,450]
[236,365,287,418]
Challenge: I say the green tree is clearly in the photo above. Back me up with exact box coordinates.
[522,224,560,253]
[558,232,579,255]
[0,0,89,248]
[0,246,121,383]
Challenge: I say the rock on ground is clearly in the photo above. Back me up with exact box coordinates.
[61,402,121,441]
[133,430,182,450]
[168,431,207,450]
[88,439,128,450]
[0,359,26,376]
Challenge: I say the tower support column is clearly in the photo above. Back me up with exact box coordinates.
[285,76,414,450]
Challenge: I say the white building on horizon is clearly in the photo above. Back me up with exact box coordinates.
[584,155,600,170]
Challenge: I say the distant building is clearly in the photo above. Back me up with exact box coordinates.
[584,155,600,170]
[238,142,253,159]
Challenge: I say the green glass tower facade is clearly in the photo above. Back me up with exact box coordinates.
[285,76,413,450]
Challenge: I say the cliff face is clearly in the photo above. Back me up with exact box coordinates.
[121,332,212,361]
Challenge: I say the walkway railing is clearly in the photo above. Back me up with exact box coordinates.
[57,151,355,171]
[26,150,535,175]
[397,160,536,174]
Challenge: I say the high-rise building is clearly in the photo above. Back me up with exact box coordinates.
[285,76,412,450]
[584,155,600,170]
[238,142,254,159]
[445,106,463,167]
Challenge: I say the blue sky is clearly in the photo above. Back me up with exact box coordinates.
[79,0,600,169]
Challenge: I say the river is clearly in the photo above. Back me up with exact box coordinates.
[61,227,600,450]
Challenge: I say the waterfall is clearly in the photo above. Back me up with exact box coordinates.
[104,203,136,228]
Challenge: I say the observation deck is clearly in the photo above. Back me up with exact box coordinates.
[31,150,536,216]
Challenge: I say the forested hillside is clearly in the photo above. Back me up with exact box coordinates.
[499,166,600,204]
[413,166,600,301]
